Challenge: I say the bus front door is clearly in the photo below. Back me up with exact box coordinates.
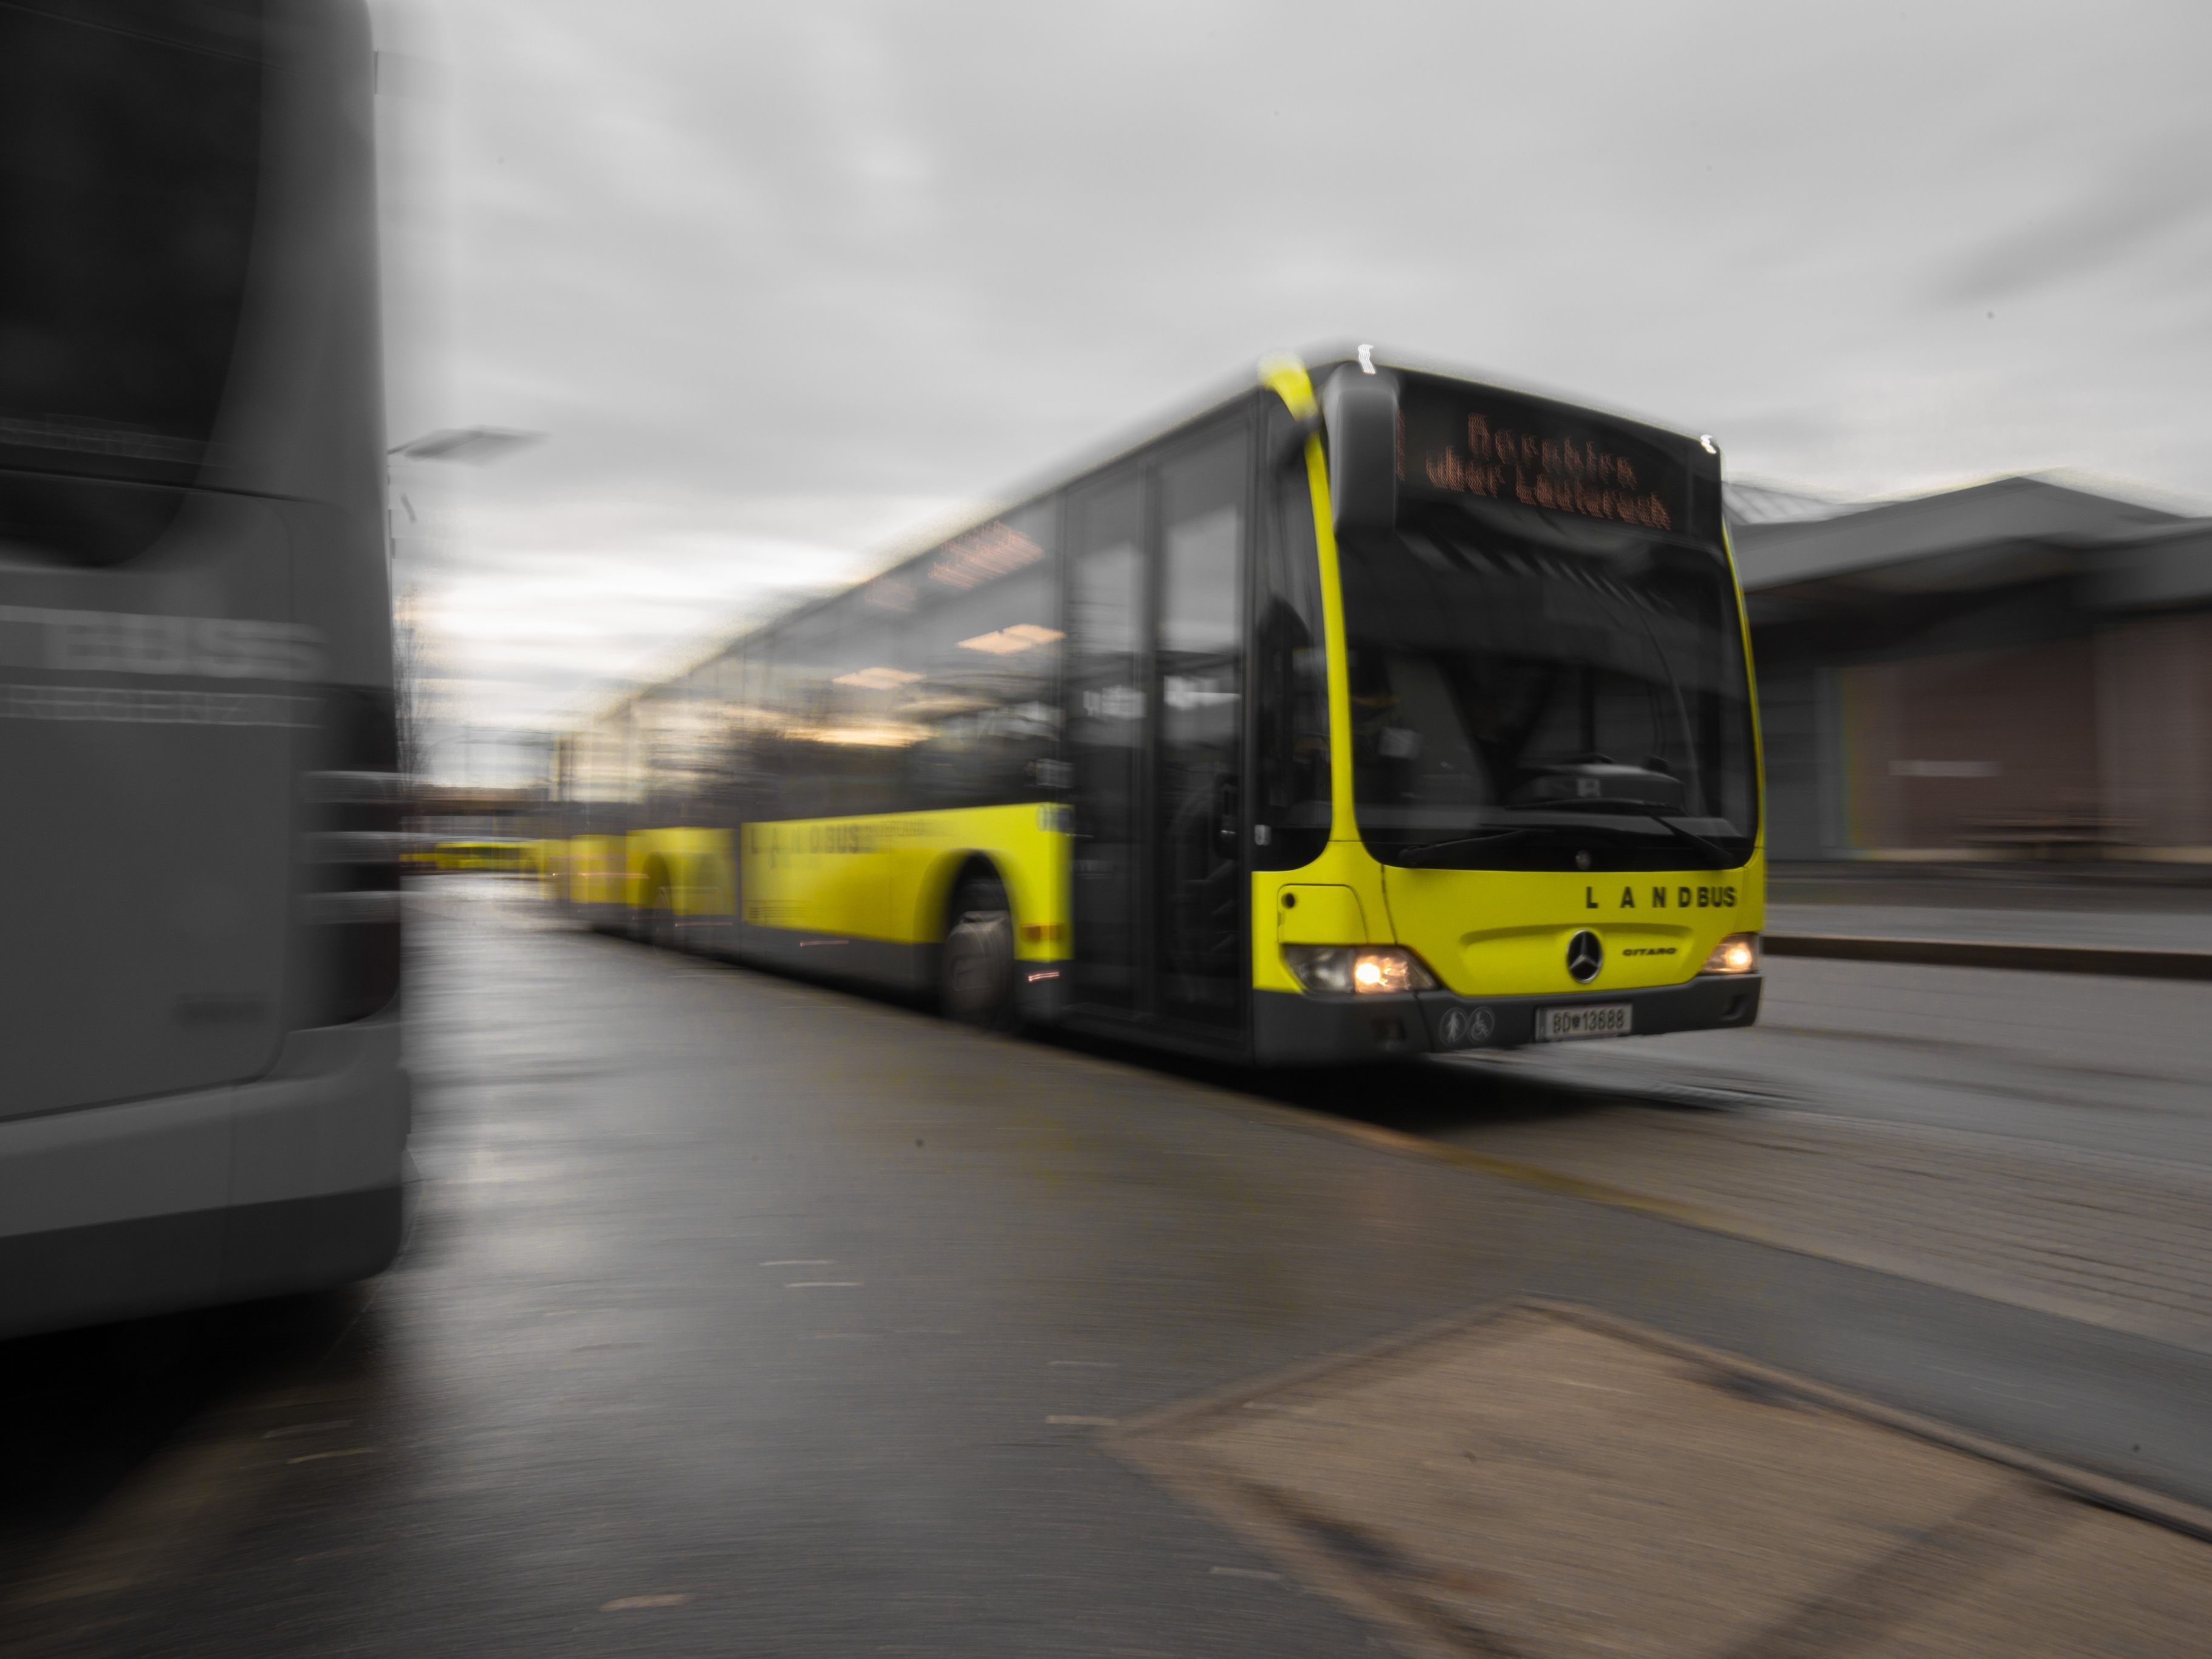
[1151,427,1249,1035]
[1066,422,1252,1045]
[1067,472,1146,1013]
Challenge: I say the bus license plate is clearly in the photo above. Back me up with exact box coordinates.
[1535,1004,1632,1042]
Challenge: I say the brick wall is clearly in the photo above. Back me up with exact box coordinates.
[1840,638,2100,848]
[2096,611,2212,847]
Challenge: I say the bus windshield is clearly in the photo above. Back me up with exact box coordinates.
[1340,498,1758,871]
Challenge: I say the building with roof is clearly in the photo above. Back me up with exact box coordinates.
[1730,475,2212,862]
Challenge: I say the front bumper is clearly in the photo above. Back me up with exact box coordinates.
[1252,973,1763,1066]
[0,1017,410,1339]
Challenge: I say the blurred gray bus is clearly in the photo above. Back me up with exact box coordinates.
[1,0,408,1338]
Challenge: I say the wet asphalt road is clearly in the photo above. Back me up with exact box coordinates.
[7,881,2212,1656]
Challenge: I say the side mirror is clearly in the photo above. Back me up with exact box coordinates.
[1322,368,1399,536]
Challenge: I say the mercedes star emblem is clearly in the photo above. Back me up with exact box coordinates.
[1566,929,1603,983]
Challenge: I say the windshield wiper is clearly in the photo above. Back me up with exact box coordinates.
[1650,815,1734,866]
[1530,801,1734,866]
[1406,805,1734,871]
[1392,828,1552,867]
[1394,809,1735,869]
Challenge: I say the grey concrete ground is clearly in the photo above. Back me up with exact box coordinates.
[1458,869,2212,1351]
[1437,953,2212,1351]
[7,879,2212,1656]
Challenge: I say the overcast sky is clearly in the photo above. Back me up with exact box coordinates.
[374,0,2212,782]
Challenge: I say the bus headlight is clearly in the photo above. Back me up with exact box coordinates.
[1283,945,1437,995]
[1700,932,1760,974]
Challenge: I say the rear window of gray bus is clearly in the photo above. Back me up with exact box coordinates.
[0,1,262,567]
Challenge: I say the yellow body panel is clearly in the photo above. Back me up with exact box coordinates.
[740,802,1069,959]
[1275,884,1368,946]
[1258,357,1361,842]
[1380,855,1765,996]
[432,840,534,873]
[629,827,736,918]
[1248,358,1402,995]
[570,834,632,906]
[1248,841,1394,993]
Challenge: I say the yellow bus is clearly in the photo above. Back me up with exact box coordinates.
[431,838,539,875]
[546,349,1764,1063]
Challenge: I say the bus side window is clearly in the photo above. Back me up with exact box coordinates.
[731,644,770,823]
[766,600,905,821]
[696,646,747,824]
[901,499,1061,810]
[1255,405,1332,869]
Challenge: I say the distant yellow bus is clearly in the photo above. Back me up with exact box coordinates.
[431,838,539,875]
[543,349,1765,1063]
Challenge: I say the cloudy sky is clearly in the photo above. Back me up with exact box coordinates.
[374,0,2212,782]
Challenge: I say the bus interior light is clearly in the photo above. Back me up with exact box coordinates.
[957,624,1063,655]
[1283,945,1437,996]
[1701,933,1760,974]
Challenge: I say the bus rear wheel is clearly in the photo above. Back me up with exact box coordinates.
[941,874,1015,1030]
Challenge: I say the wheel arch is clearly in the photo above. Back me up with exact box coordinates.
[925,850,1010,942]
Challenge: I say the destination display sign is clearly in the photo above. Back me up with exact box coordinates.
[1397,379,1692,533]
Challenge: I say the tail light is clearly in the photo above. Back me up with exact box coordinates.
[298,686,403,1025]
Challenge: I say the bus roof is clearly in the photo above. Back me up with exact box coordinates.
[577,347,1716,727]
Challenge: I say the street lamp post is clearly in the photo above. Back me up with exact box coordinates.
[388,426,544,464]
[386,426,546,789]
